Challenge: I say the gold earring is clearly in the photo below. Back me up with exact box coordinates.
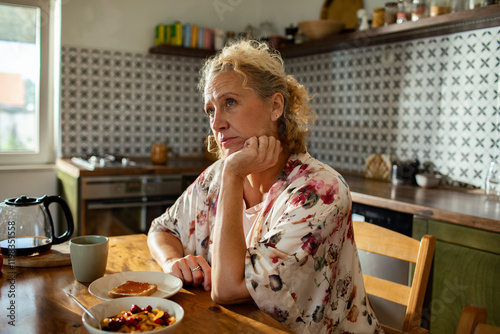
[274,114,279,119]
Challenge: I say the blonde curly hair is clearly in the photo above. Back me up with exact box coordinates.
[199,39,317,156]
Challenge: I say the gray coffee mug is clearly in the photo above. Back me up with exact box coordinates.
[70,235,109,282]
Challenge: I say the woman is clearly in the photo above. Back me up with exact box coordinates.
[148,40,381,333]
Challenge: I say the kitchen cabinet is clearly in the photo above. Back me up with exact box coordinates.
[148,5,500,59]
[412,217,500,334]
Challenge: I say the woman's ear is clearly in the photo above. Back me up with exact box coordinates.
[270,93,284,120]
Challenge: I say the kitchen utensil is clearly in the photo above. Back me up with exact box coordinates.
[297,19,344,40]
[82,297,184,334]
[0,195,74,256]
[70,235,109,282]
[66,292,102,330]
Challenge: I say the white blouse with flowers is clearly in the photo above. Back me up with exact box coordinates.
[149,152,382,333]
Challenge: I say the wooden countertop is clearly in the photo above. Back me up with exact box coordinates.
[56,157,499,233]
[56,156,214,178]
[341,171,500,233]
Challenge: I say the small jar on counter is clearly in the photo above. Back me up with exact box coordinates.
[151,143,168,165]
[384,2,398,25]
[430,0,452,16]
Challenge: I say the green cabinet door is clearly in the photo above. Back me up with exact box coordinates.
[413,218,500,334]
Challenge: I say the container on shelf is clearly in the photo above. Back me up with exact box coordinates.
[412,0,428,20]
[372,7,386,27]
[385,2,399,25]
[430,0,452,16]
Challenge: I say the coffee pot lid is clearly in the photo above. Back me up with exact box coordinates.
[4,195,45,206]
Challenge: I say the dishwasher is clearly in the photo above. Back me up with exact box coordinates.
[352,202,414,330]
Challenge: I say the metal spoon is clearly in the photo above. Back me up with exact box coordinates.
[66,292,102,330]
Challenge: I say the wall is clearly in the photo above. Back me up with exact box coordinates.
[60,0,326,53]
[0,168,57,200]
[59,25,500,189]
[286,28,500,188]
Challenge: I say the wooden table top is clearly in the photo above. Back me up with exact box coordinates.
[0,234,291,334]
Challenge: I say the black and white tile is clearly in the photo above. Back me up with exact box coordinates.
[287,27,500,188]
[60,26,499,188]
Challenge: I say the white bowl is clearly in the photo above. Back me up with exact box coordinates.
[83,296,184,333]
[415,173,442,188]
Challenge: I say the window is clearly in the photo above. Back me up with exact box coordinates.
[0,0,60,166]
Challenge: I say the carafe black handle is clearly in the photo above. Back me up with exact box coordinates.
[42,195,74,245]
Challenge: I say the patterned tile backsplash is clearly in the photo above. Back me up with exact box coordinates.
[61,27,499,188]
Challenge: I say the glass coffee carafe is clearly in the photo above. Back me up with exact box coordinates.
[0,195,74,256]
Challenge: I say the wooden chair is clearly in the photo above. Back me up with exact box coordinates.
[456,304,500,334]
[352,221,436,334]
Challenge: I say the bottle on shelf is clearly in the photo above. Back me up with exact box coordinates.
[397,0,413,23]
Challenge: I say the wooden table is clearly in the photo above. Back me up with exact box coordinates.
[0,234,292,334]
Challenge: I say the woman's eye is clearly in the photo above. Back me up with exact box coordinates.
[225,99,235,107]
[205,108,214,116]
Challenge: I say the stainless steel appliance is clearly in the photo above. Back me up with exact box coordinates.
[79,172,193,236]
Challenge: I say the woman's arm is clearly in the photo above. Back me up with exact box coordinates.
[211,136,282,304]
[211,167,250,304]
[148,231,211,291]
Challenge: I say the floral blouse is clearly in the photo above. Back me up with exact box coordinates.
[149,152,382,333]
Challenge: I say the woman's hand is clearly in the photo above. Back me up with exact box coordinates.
[225,135,282,179]
[162,255,212,291]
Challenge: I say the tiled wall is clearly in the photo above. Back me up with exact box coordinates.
[60,26,500,188]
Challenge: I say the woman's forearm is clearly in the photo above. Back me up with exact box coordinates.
[211,170,251,304]
[147,231,184,270]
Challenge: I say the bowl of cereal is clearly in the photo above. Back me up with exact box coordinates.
[83,297,184,333]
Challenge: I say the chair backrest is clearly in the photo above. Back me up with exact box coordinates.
[352,220,436,334]
[456,304,500,334]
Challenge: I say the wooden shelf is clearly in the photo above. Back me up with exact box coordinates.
[280,4,500,58]
[149,45,214,58]
[149,5,500,59]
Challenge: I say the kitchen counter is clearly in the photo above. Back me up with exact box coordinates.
[56,157,499,233]
[341,171,500,233]
[56,156,214,178]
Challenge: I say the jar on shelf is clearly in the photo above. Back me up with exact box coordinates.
[384,2,398,25]
[372,7,386,27]
[412,0,428,21]
[430,0,452,16]
[469,0,482,8]
[452,0,468,11]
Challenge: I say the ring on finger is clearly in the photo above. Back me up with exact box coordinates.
[191,265,202,272]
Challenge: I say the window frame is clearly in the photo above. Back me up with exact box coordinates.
[0,0,60,166]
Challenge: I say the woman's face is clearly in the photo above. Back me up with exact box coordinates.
[204,71,282,158]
